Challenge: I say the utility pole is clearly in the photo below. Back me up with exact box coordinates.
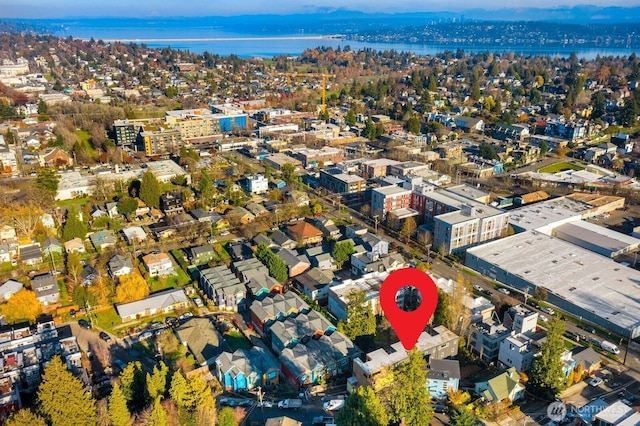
[373,215,379,234]
[257,386,265,424]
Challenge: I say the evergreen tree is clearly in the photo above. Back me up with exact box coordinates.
[331,240,355,268]
[6,408,47,426]
[117,196,138,218]
[169,370,189,408]
[108,382,130,426]
[37,356,97,426]
[539,140,549,157]
[37,99,48,114]
[345,109,357,127]
[471,80,481,101]
[63,207,87,241]
[479,142,499,161]
[217,406,238,426]
[335,386,388,426]
[407,115,421,135]
[428,74,438,91]
[451,405,478,426]
[255,243,288,283]
[120,361,147,406]
[197,171,216,206]
[433,288,450,327]
[388,348,433,425]
[149,397,168,426]
[35,168,61,200]
[530,317,567,398]
[147,362,169,401]
[337,290,376,340]
[139,171,161,208]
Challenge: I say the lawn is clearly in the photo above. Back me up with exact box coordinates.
[149,269,191,292]
[538,162,584,174]
[56,197,91,208]
[223,330,252,351]
[74,129,98,160]
[89,307,123,335]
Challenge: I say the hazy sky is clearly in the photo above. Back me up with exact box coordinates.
[2,0,640,18]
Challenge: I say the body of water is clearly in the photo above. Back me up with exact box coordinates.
[46,18,638,59]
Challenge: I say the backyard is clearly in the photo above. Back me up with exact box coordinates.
[538,162,584,174]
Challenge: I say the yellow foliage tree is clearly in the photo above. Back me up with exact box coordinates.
[574,363,584,382]
[115,273,150,304]
[448,389,471,408]
[89,276,111,306]
[1,289,42,323]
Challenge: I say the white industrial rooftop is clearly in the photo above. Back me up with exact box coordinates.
[467,231,640,332]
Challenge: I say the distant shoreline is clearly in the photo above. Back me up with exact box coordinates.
[85,35,344,43]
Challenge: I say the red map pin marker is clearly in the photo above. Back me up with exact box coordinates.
[379,268,439,351]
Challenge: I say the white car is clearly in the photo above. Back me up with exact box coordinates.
[589,377,603,387]
[323,399,345,411]
[473,285,484,292]
[137,331,153,341]
[539,315,548,323]
[498,288,511,295]
[541,307,555,315]
[258,401,273,408]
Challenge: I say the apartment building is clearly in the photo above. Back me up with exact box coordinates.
[319,168,366,194]
[294,146,343,169]
[371,185,412,220]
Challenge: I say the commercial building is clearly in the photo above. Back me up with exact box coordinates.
[319,168,366,194]
[294,146,343,169]
[360,158,400,178]
[352,326,459,391]
[552,221,640,258]
[371,185,412,220]
[433,204,509,254]
[466,231,640,338]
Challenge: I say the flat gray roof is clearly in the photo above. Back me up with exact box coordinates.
[372,185,411,196]
[436,205,506,225]
[554,221,640,255]
[509,201,581,232]
[446,184,490,201]
[467,231,640,331]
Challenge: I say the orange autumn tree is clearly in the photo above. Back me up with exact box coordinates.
[1,289,42,323]
[115,273,150,304]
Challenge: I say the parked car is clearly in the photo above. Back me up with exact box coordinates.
[481,288,492,296]
[179,312,194,321]
[149,321,164,330]
[498,288,511,295]
[99,331,111,342]
[257,401,273,408]
[579,324,597,334]
[70,309,76,318]
[78,319,92,329]
[137,331,153,341]
[539,315,549,323]
[541,307,555,315]
[473,285,484,293]
[165,316,178,326]
[589,377,603,387]
[323,400,345,411]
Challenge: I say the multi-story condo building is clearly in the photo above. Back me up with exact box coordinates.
[319,168,366,194]
[371,185,412,220]
[294,146,344,169]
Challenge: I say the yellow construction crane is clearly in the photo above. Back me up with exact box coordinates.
[282,72,336,113]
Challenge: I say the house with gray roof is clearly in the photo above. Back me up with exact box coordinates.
[199,265,247,311]
[20,244,42,265]
[175,317,229,366]
[351,252,405,276]
[89,230,116,251]
[108,255,134,278]
[249,292,310,335]
[189,209,221,223]
[313,216,341,239]
[253,234,277,249]
[276,248,310,277]
[0,280,22,301]
[42,237,62,256]
[270,230,296,250]
[293,268,335,303]
[232,258,269,282]
[30,273,59,306]
[214,347,280,392]
[270,311,336,354]
[188,245,216,265]
[115,288,189,322]
[246,274,283,300]
[427,359,461,399]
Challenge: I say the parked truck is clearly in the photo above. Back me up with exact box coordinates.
[601,340,621,355]
[277,399,303,409]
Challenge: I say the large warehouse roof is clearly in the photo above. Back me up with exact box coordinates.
[467,231,640,333]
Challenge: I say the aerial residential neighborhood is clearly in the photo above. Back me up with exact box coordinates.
[0,8,640,426]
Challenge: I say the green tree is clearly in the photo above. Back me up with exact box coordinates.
[139,171,161,208]
[433,288,450,327]
[6,408,47,426]
[255,243,288,282]
[37,99,48,114]
[169,370,189,408]
[332,240,355,268]
[479,142,499,161]
[319,108,330,122]
[428,74,438,91]
[407,115,421,135]
[147,362,169,401]
[117,196,138,218]
[120,361,147,405]
[217,406,238,426]
[337,290,376,340]
[281,163,299,187]
[63,207,87,241]
[335,386,388,426]
[451,405,478,426]
[399,217,417,242]
[37,356,96,426]
[108,382,130,426]
[345,109,357,127]
[471,80,481,101]
[66,251,83,285]
[529,316,567,398]
[388,348,433,426]
[539,140,548,157]
[149,397,168,426]
[35,168,61,200]
[197,171,217,206]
